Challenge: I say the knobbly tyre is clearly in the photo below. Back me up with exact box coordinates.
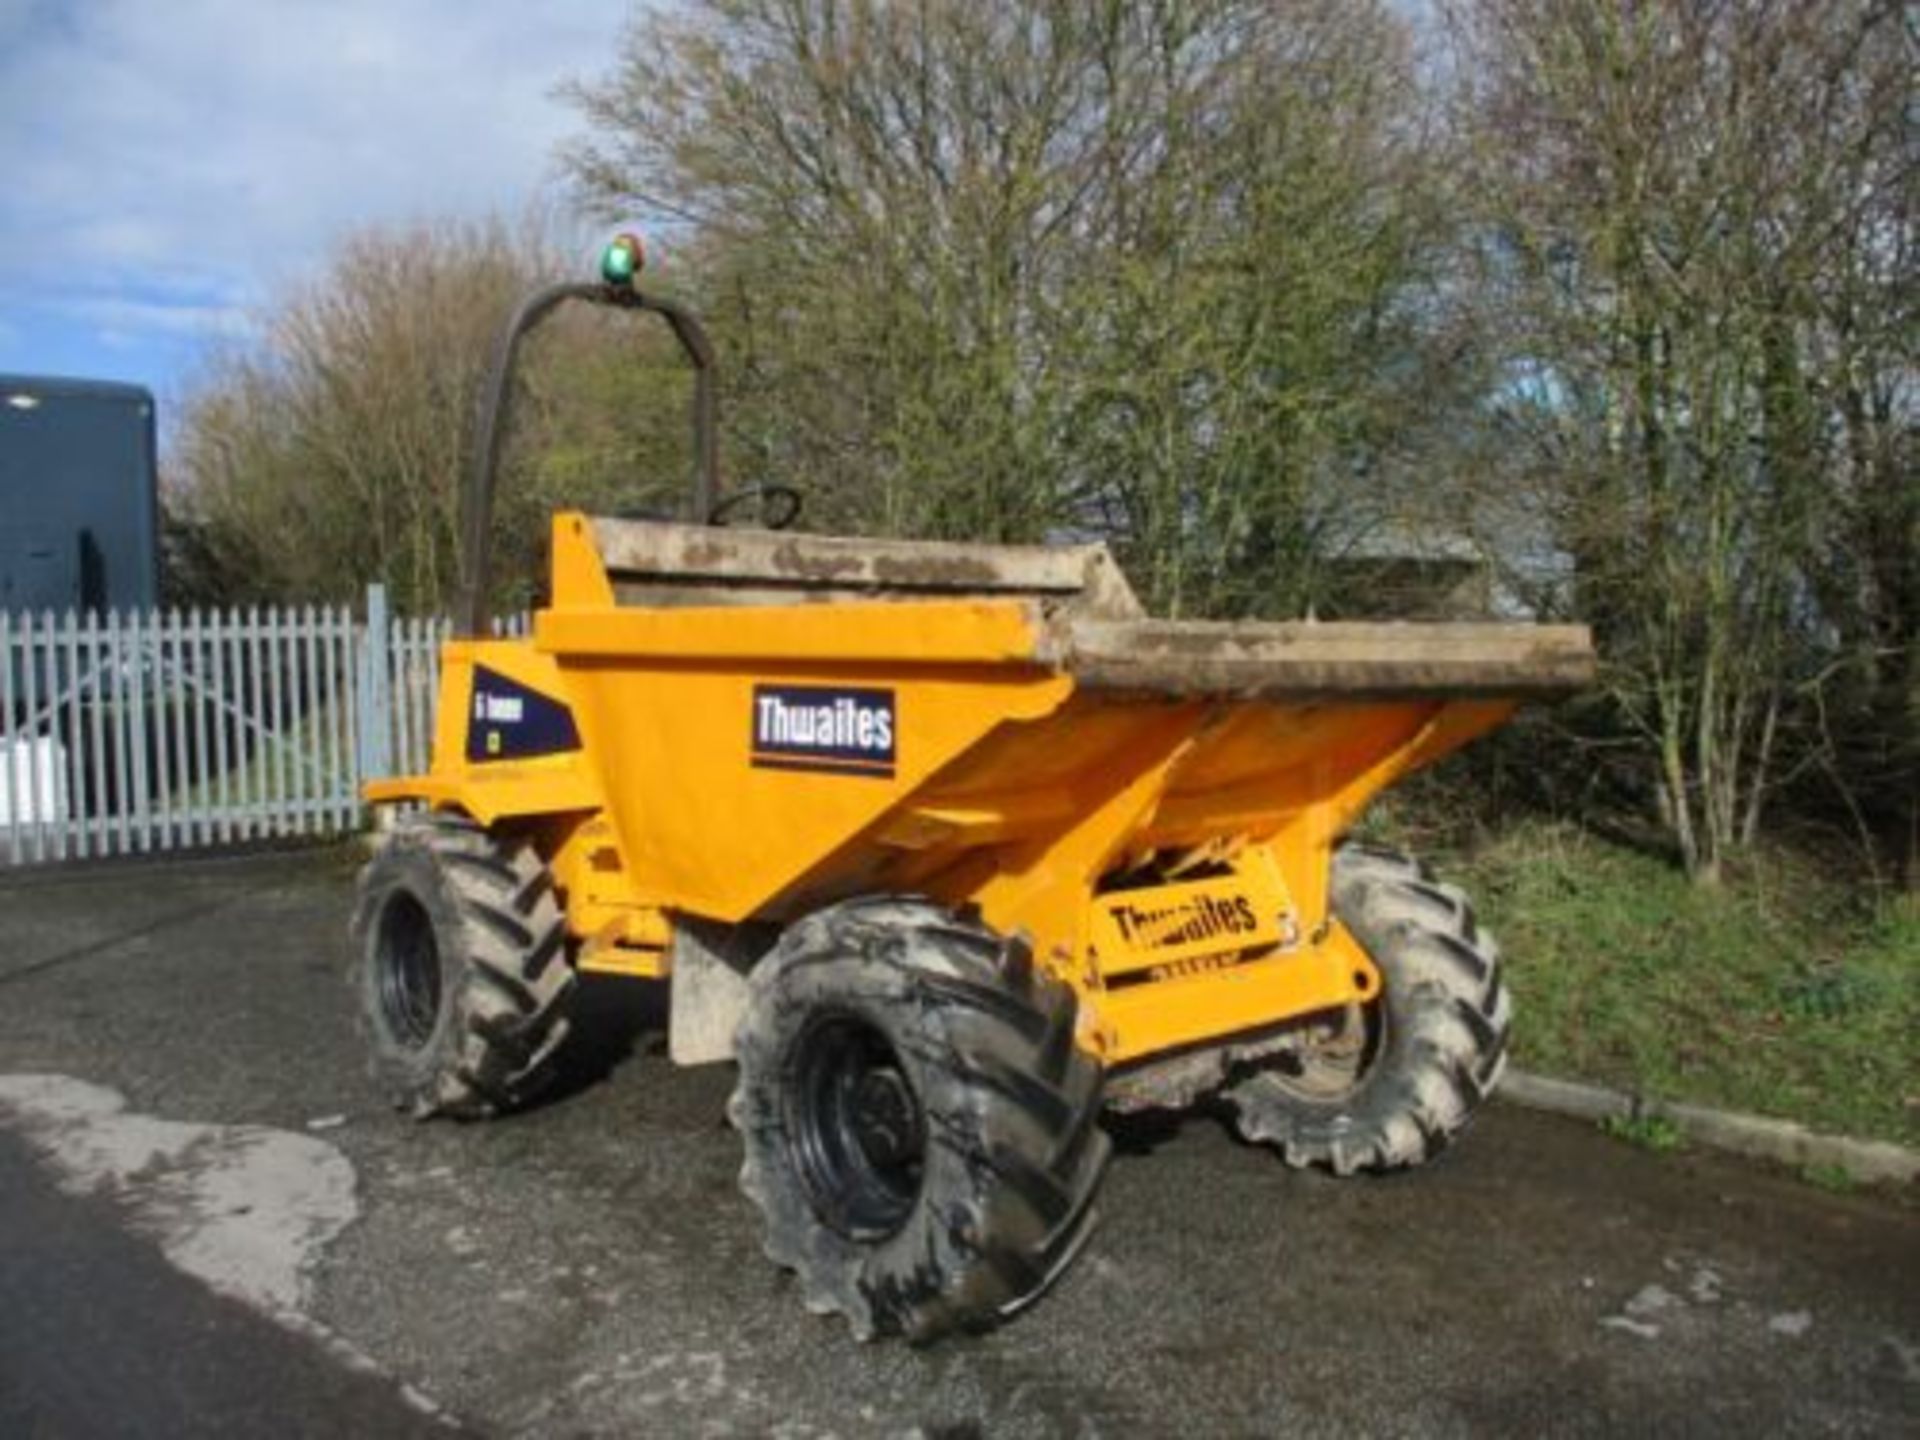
[350,235,1595,1342]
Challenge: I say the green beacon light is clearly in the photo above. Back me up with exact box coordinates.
[600,232,644,287]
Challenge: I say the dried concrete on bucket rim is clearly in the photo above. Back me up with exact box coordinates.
[590,516,1598,699]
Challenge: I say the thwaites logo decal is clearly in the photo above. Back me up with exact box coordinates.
[466,666,581,762]
[1090,867,1291,990]
[1108,892,1262,951]
[751,684,896,778]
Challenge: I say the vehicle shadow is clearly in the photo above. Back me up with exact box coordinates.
[1102,1100,1233,1159]
[535,973,670,1110]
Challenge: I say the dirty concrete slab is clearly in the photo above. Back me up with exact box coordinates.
[0,851,1915,1437]
[0,1129,445,1439]
[0,1071,358,1315]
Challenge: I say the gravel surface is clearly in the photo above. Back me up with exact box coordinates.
[1,849,1916,1437]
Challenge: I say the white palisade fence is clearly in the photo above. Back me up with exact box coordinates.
[0,585,526,866]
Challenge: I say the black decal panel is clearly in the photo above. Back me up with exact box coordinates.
[467,666,581,762]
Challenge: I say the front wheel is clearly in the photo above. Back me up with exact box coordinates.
[1225,844,1511,1173]
[350,812,575,1118]
[729,899,1110,1342]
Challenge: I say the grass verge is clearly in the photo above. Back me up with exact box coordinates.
[1389,818,1917,1148]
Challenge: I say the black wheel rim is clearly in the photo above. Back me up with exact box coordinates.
[374,891,442,1049]
[1266,1000,1386,1103]
[785,1013,926,1240]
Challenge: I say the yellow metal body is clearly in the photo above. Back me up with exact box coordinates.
[369,513,1525,1066]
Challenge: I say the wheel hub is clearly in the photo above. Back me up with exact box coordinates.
[1245,1001,1376,1101]
[786,1014,927,1240]
[373,891,441,1049]
[849,1068,922,1168]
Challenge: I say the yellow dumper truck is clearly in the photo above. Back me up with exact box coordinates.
[352,238,1594,1341]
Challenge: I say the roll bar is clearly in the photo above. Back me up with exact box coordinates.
[456,280,719,637]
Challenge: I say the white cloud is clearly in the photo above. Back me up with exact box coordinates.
[72,294,252,340]
[0,0,636,372]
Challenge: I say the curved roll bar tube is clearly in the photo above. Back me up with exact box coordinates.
[456,281,719,637]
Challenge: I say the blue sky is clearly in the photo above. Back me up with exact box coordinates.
[0,1,636,407]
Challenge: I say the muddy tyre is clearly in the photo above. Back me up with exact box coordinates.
[1225,843,1510,1173]
[350,811,575,1119]
[730,898,1110,1342]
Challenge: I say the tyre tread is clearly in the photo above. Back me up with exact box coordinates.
[352,811,574,1120]
[1226,842,1509,1174]
[729,897,1109,1343]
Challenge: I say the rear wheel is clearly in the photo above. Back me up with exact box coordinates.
[350,811,575,1118]
[730,898,1110,1342]
[1225,844,1511,1173]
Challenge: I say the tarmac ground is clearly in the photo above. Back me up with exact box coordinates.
[1,850,1915,1437]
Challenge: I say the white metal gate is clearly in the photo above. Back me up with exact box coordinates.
[0,585,522,866]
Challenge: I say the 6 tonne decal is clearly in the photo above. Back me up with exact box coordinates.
[467,666,582,762]
[752,685,896,778]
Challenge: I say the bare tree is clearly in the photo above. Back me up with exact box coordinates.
[1447,0,1914,884]
[562,0,1458,616]
[169,215,700,612]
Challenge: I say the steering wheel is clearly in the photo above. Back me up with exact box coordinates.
[706,484,804,531]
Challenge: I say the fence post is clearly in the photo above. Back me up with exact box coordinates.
[358,583,393,785]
